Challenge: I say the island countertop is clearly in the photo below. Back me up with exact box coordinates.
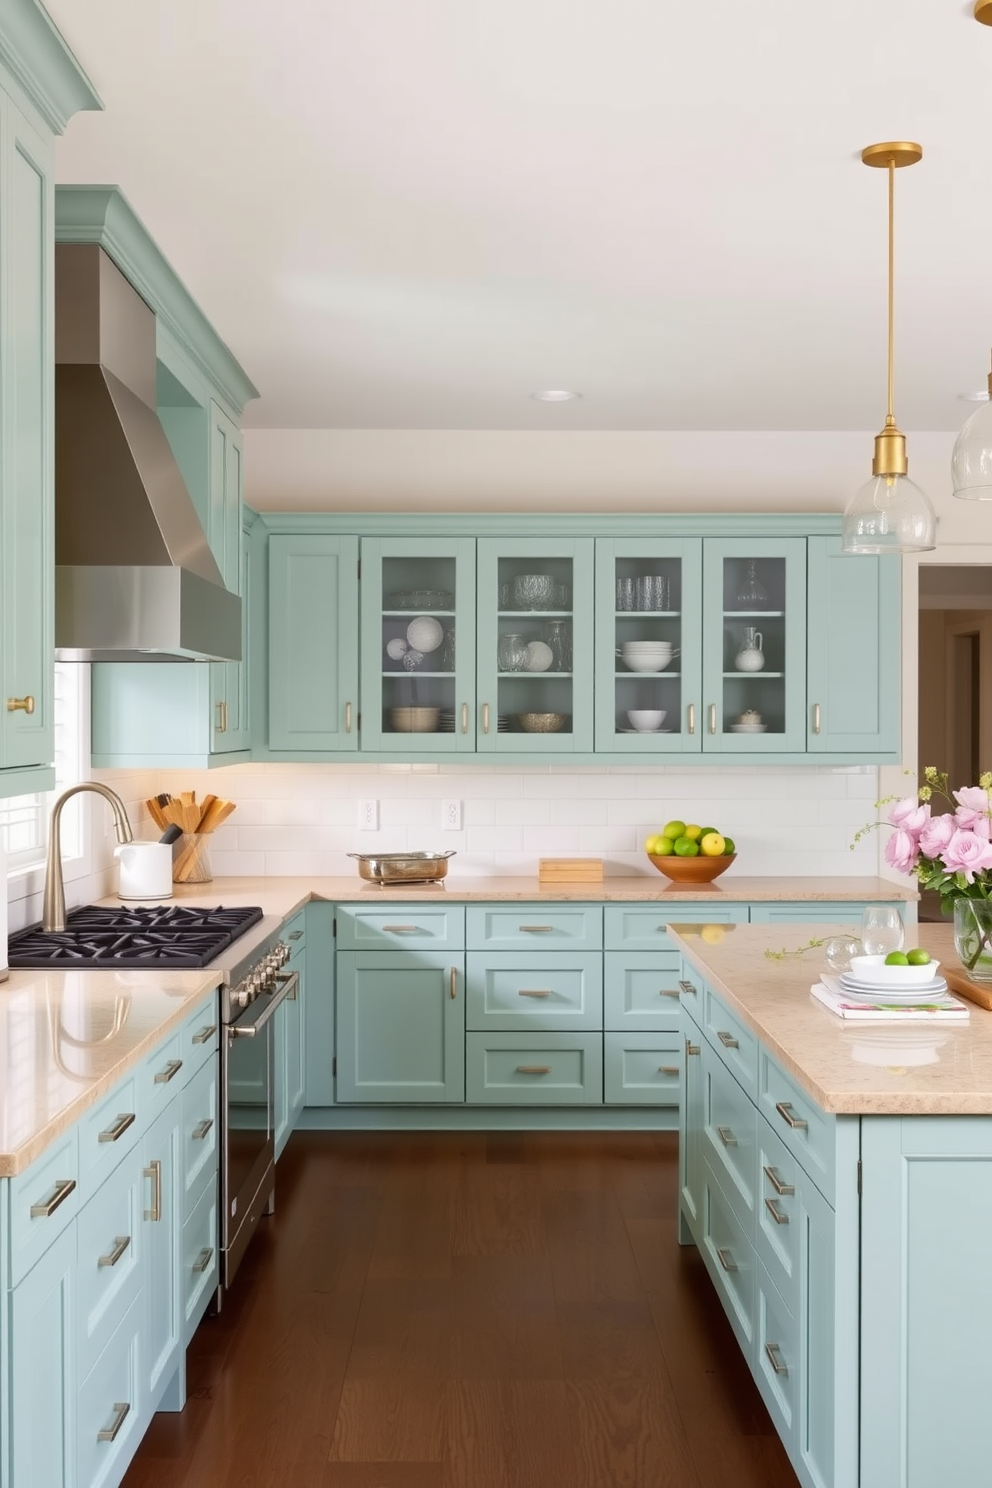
[671,919,992,1116]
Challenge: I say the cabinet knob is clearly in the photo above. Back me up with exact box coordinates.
[6,695,35,714]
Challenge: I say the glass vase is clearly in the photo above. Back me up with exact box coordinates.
[953,898,992,982]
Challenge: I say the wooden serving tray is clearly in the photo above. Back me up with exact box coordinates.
[941,966,992,1012]
[538,857,603,883]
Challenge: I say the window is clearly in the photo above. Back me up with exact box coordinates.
[1,663,90,885]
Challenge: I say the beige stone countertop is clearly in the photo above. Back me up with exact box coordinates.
[114,873,915,912]
[0,967,220,1177]
[671,920,992,1116]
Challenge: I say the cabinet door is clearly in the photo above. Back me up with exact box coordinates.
[360,536,476,752]
[142,1097,182,1407]
[806,536,900,756]
[336,951,465,1102]
[0,98,54,782]
[702,538,807,752]
[210,421,249,755]
[268,533,359,750]
[9,1222,76,1488]
[477,537,594,753]
[595,537,703,753]
[679,1025,704,1240]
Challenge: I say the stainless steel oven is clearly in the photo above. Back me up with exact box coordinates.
[219,929,296,1295]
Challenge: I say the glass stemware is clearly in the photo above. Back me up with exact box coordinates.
[735,559,768,609]
[860,906,905,958]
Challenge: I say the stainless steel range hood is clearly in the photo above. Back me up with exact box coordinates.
[54,244,241,663]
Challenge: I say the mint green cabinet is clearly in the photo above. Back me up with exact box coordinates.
[275,913,306,1158]
[359,536,476,753]
[8,1222,76,1488]
[336,951,465,1103]
[268,534,359,751]
[208,405,248,754]
[806,537,900,755]
[142,1097,182,1409]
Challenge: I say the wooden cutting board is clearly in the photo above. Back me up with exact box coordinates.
[941,965,992,1012]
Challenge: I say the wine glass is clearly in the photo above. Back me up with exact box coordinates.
[860,906,904,958]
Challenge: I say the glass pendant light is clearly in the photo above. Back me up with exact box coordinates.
[952,5,992,497]
[842,142,936,554]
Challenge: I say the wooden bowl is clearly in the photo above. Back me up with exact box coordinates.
[647,852,736,884]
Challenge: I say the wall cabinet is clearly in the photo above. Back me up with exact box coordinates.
[259,516,900,766]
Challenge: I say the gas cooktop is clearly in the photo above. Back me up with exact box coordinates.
[7,904,264,969]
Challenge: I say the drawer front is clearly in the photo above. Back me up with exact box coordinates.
[78,1073,141,1188]
[181,1056,218,1221]
[337,904,465,950]
[758,1049,835,1205]
[701,1155,755,1356]
[77,1296,142,1488]
[76,1149,143,1379]
[702,984,758,1099]
[466,952,603,1030]
[9,1126,81,1286]
[467,905,602,950]
[748,902,873,926]
[702,1041,758,1236]
[604,1032,681,1106]
[755,1114,801,1310]
[605,903,748,952]
[183,1175,218,1342]
[181,993,220,1080]
[755,1259,798,1451]
[466,1033,603,1105]
[603,952,682,1030]
[283,908,306,951]
[140,1026,185,1121]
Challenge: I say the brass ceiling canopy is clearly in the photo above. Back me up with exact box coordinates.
[860,142,923,170]
[975,1,992,26]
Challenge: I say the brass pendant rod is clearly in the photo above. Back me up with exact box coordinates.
[886,157,895,426]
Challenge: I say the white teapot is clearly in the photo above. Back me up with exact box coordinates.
[734,627,764,672]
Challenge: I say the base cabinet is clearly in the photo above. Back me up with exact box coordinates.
[336,951,465,1103]
[8,1223,76,1488]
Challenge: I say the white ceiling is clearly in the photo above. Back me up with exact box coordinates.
[45,0,992,432]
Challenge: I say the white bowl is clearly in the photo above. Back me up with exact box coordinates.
[621,655,673,672]
[627,710,666,730]
[847,954,941,987]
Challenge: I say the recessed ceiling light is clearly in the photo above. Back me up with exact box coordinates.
[531,389,581,403]
[959,390,991,402]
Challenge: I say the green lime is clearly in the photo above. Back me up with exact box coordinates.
[906,948,931,966]
[722,836,735,855]
[654,836,674,857]
[662,820,686,842]
[884,951,909,966]
[673,836,700,857]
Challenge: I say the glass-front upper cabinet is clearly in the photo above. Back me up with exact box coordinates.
[476,538,594,753]
[360,537,477,752]
[594,539,703,753]
[701,539,807,752]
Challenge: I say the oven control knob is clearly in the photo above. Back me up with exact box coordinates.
[276,942,290,966]
[233,982,252,1009]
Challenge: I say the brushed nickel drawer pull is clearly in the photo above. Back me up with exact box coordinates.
[517,1065,551,1074]
[775,1101,808,1131]
[687,702,695,735]
[154,1059,183,1084]
[6,695,35,714]
[461,702,469,734]
[192,1024,217,1044]
[764,1197,790,1225]
[98,1112,136,1144]
[97,1401,130,1443]
[287,929,304,941]
[383,925,418,933]
[716,1246,737,1273]
[192,1246,214,1274]
[763,1164,795,1196]
[143,1160,162,1222]
[717,1030,739,1049]
[345,700,353,734]
[765,1341,789,1376]
[716,1125,737,1147]
[450,967,457,1000]
[518,989,552,998]
[98,1235,131,1268]
[30,1178,76,1217]
[659,1065,680,1075]
[660,987,680,997]
[686,1041,700,1056]
[812,702,821,735]
[520,925,554,932]
[708,703,717,734]
[678,980,697,996]
[191,1118,214,1141]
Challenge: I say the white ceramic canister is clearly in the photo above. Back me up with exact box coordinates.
[115,841,173,900]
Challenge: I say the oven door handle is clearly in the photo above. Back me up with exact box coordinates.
[229,971,298,1039]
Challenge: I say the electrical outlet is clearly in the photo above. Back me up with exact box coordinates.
[442,799,462,831]
[358,798,379,831]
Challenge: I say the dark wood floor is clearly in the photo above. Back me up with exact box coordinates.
[123,1131,800,1488]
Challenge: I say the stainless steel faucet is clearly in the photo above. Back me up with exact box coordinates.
[43,783,133,932]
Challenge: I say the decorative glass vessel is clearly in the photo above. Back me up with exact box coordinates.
[498,633,529,672]
[735,559,768,608]
[543,619,572,672]
[953,899,992,982]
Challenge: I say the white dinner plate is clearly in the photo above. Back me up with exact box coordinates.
[619,727,674,734]
[837,978,949,1004]
[840,970,946,993]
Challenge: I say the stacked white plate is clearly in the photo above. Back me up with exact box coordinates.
[837,954,946,1003]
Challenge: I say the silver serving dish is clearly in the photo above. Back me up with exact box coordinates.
[348,850,456,885]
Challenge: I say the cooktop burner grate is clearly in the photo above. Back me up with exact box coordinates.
[7,904,264,968]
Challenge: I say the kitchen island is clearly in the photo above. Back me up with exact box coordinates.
[671,919,992,1488]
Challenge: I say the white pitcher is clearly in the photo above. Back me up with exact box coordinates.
[734,627,765,672]
[115,841,173,900]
